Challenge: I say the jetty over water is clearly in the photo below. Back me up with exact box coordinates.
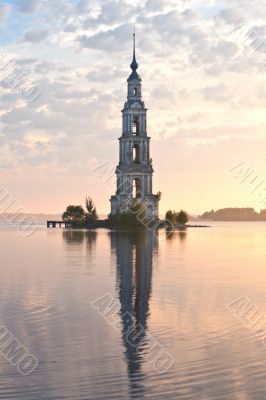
[47,221,73,228]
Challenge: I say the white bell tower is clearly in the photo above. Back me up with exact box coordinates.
[110,32,160,219]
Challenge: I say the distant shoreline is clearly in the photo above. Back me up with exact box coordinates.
[199,207,266,222]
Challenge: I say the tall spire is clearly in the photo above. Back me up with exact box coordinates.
[133,26,136,54]
[130,27,139,73]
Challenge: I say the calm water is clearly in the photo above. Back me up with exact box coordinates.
[1,223,266,399]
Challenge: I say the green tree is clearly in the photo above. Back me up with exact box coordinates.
[62,205,86,226]
[165,210,176,223]
[176,210,188,225]
[85,196,98,224]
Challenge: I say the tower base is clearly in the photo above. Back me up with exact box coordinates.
[110,195,159,220]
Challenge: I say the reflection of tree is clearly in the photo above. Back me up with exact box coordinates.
[62,230,97,247]
[62,230,97,269]
[86,231,97,252]
[166,229,187,243]
[110,230,157,399]
[178,230,187,242]
[62,230,87,244]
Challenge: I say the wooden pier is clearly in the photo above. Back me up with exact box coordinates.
[47,221,73,228]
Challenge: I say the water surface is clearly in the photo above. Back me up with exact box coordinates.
[0,223,266,399]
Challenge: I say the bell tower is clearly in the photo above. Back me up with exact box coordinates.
[110,31,160,220]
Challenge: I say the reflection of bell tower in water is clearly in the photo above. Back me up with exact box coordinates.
[110,32,160,219]
[110,231,157,397]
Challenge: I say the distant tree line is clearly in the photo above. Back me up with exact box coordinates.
[200,208,266,221]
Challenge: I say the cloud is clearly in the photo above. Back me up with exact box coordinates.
[14,0,42,15]
[201,84,232,102]
[76,0,98,14]
[23,29,49,43]
[145,0,172,13]
[87,65,124,82]
[78,24,132,52]
[83,0,135,26]
[216,7,245,26]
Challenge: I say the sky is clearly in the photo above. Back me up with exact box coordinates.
[0,0,266,216]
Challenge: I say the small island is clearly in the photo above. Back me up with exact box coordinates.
[46,196,210,231]
[59,196,191,230]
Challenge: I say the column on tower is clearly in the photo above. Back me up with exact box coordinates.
[119,140,121,163]
[141,114,144,133]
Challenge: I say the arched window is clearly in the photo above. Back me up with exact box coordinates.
[133,178,141,198]
[132,117,140,136]
[133,87,137,96]
[133,144,140,163]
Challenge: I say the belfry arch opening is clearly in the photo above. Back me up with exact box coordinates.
[133,87,137,96]
[133,178,141,198]
[132,117,140,136]
[133,144,140,163]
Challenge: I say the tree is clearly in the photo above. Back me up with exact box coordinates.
[62,205,86,226]
[176,210,188,225]
[85,196,98,224]
[165,210,176,223]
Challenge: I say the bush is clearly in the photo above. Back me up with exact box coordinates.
[176,210,188,225]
